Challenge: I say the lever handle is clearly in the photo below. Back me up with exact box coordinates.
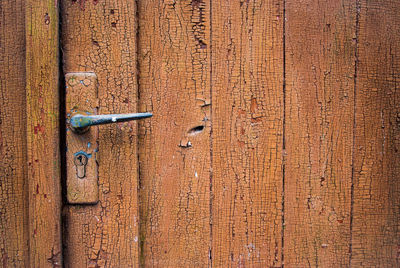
[69,112,152,133]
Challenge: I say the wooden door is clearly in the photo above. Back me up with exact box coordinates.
[0,0,399,267]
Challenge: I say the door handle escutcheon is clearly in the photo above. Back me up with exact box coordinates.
[65,72,152,204]
[69,112,152,133]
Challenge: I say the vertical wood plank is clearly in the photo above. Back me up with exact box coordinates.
[351,1,400,266]
[25,0,62,266]
[137,0,211,266]
[61,1,140,266]
[284,1,356,266]
[211,1,284,266]
[0,0,28,266]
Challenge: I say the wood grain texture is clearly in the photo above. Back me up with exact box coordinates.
[61,1,140,266]
[26,0,62,266]
[0,0,28,266]
[351,1,400,266]
[284,1,356,266]
[211,1,284,266]
[137,0,211,266]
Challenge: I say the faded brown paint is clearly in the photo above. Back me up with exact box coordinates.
[26,0,62,266]
[61,1,140,267]
[60,0,398,266]
[137,0,212,266]
[0,0,28,266]
[284,1,356,266]
[351,1,400,266]
[211,1,284,266]
[0,0,399,266]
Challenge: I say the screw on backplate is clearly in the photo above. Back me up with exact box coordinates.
[74,153,88,179]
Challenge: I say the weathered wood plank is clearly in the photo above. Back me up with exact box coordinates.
[211,1,284,266]
[137,0,211,266]
[25,0,62,266]
[0,0,28,266]
[61,1,140,266]
[284,1,356,266]
[351,1,400,266]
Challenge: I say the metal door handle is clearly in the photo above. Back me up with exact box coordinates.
[69,112,152,133]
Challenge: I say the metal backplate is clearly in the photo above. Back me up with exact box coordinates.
[65,72,98,204]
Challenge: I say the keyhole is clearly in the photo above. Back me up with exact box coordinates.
[74,153,88,178]
[78,155,85,165]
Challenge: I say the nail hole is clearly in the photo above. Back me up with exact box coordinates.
[188,125,204,135]
[44,13,50,25]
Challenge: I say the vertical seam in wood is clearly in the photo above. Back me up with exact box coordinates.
[349,1,361,267]
[134,1,141,267]
[282,0,286,266]
[135,1,145,266]
[26,6,32,263]
[209,1,213,267]
[58,2,67,262]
